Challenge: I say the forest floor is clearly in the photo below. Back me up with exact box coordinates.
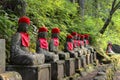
[78,70,98,80]
[113,70,120,80]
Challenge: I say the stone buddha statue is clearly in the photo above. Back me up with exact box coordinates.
[80,35,85,49]
[64,34,78,58]
[71,32,78,49]
[49,28,69,60]
[77,34,81,48]
[10,16,45,65]
[84,34,90,47]
[71,32,79,57]
[49,28,60,53]
[36,26,59,62]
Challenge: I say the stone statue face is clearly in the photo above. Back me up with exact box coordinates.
[77,36,80,40]
[66,38,72,42]
[52,33,59,38]
[73,35,77,40]
[38,32,48,38]
[17,23,29,32]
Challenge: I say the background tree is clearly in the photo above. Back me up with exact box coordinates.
[99,0,120,34]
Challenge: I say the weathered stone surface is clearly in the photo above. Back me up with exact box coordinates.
[75,58,81,70]
[0,39,5,73]
[93,76,106,80]
[6,64,51,80]
[86,54,90,65]
[59,52,70,60]
[90,53,94,64]
[65,58,75,76]
[0,71,22,80]
[80,55,86,68]
[51,60,65,80]
[93,51,97,61]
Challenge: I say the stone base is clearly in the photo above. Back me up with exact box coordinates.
[93,51,97,61]
[75,58,81,70]
[6,64,51,80]
[51,60,65,80]
[86,54,90,65]
[65,58,75,76]
[80,55,87,68]
[90,53,94,64]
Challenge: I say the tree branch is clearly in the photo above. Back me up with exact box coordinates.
[99,0,120,34]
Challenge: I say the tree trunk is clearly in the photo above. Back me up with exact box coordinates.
[78,0,85,20]
[99,0,120,34]
[93,0,98,17]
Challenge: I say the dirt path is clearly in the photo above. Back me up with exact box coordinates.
[113,71,120,80]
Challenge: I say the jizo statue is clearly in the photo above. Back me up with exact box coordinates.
[36,27,59,62]
[80,35,85,48]
[49,28,69,60]
[10,16,45,65]
[64,34,78,58]
[49,28,60,53]
[71,32,78,49]
[84,34,90,47]
[71,32,79,57]
[77,34,81,48]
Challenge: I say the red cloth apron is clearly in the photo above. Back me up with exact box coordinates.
[80,40,84,46]
[20,32,30,47]
[52,38,59,46]
[73,40,77,48]
[67,42,73,51]
[39,38,48,50]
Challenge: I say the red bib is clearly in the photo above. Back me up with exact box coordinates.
[80,40,84,46]
[39,38,48,50]
[67,42,73,51]
[77,40,81,47]
[53,38,59,46]
[85,40,89,45]
[73,40,77,48]
[20,32,30,47]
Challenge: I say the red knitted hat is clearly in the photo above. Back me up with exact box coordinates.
[38,26,48,32]
[71,32,77,36]
[18,16,30,25]
[52,27,60,33]
[77,34,81,37]
[80,35,85,39]
[84,34,89,38]
[67,34,73,39]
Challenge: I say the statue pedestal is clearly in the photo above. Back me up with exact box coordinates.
[6,64,51,80]
[65,58,75,76]
[80,55,87,68]
[90,53,94,64]
[75,58,81,70]
[93,51,97,61]
[51,60,65,80]
[86,54,90,65]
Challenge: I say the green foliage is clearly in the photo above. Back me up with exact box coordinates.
[0,9,18,60]
[26,0,80,50]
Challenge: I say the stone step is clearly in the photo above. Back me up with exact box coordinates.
[6,64,51,80]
